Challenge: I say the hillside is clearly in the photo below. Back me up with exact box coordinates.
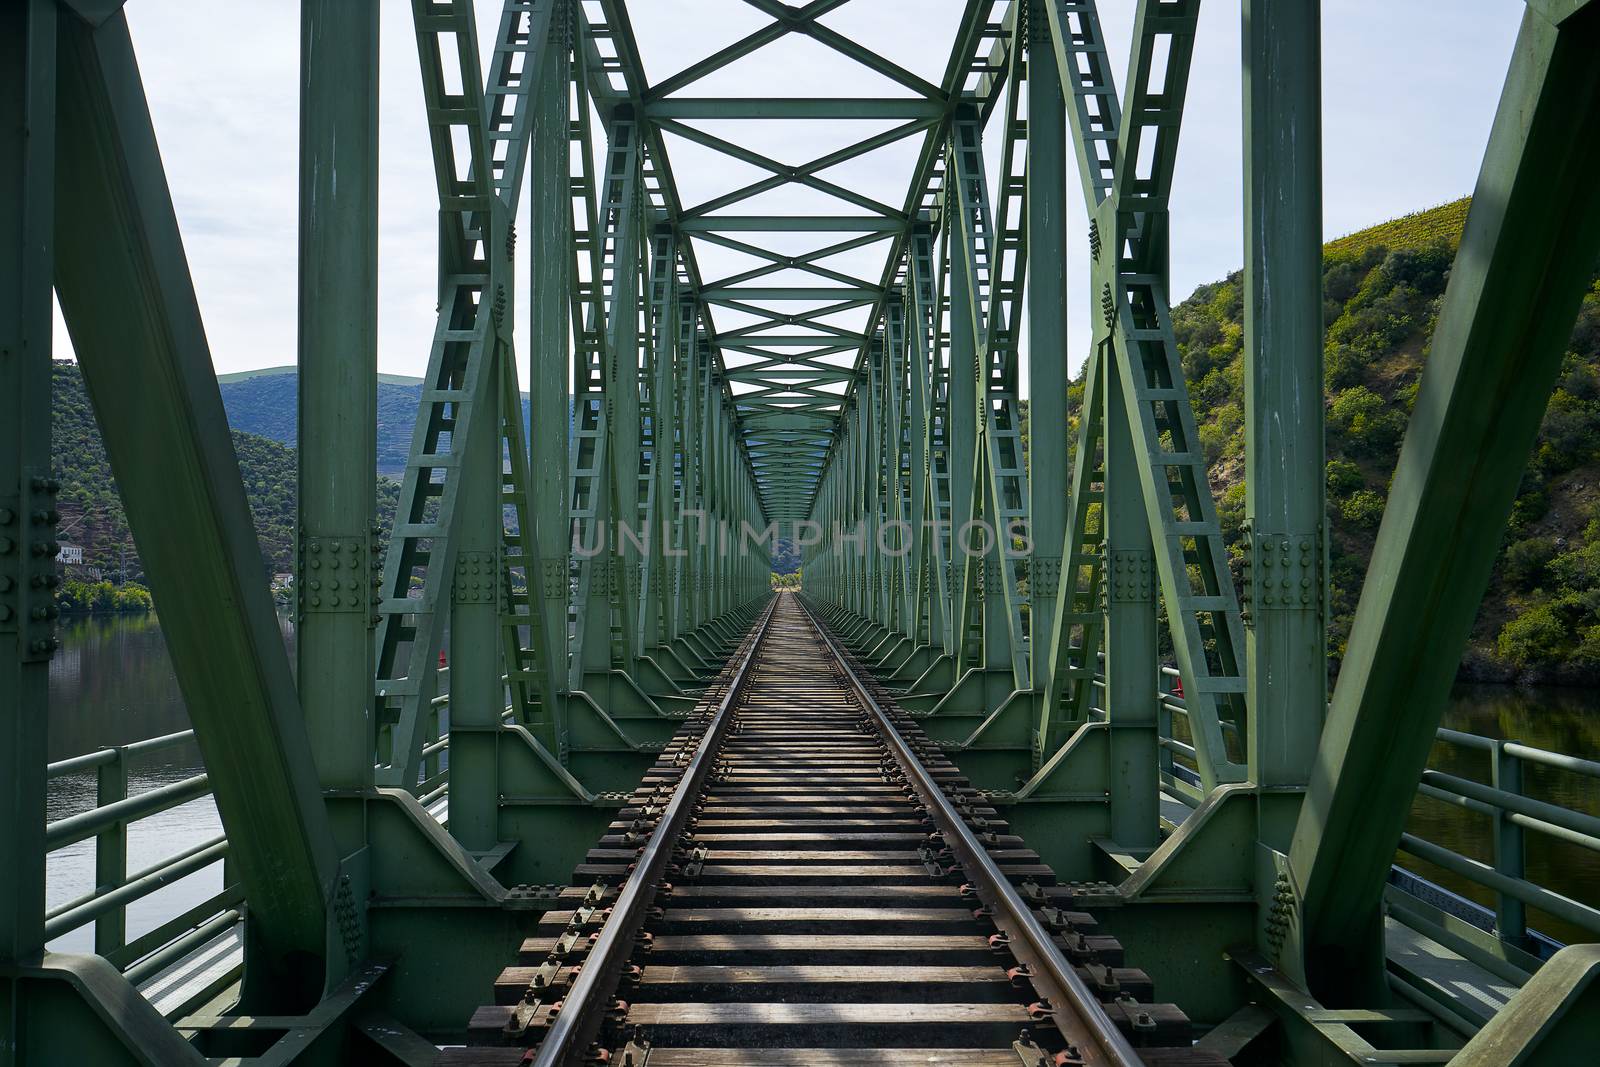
[52,362,398,580]
[1167,197,1600,682]
[218,366,532,478]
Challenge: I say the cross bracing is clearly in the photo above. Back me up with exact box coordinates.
[6,0,1600,1064]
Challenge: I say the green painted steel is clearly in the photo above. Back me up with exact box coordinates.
[1290,1,1600,1007]
[51,9,339,1005]
[1,0,57,975]
[296,0,380,870]
[1241,0,1326,803]
[11,0,1600,1062]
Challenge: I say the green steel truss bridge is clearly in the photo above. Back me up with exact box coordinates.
[4,0,1600,1063]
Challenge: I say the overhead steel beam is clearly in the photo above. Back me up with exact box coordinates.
[643,0,854,99]
[51,9,338,1005]
[741,0,946,100]
[1289,1,1600,1006]
[645,98,945,119]
[679,216,904,232]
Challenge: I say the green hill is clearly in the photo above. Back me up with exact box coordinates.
[1168,197,1600,682]
[52,362,398,581]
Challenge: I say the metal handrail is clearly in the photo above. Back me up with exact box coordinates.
[47,728,198,778]
[805,599,1143,1067]
[1149,677,1600,952]
[532,595,779,1067]
[45,773,211,850]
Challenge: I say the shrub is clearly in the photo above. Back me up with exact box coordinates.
[1340,489,1387,529]
[1503,537,1556,592]
[1329,386,1407,455]
[1498,602,1571,666]
[112,583,154,612]
[1326,459,1364,497]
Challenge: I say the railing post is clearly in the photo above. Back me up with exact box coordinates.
[1156,679,1175,787]
[93,748,128,956]
[1491,740,1528,946]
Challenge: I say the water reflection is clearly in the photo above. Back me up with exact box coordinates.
[1411,686,1600,947]
[44,611,293,955]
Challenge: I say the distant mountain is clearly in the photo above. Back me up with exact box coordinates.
[217,366,531,478]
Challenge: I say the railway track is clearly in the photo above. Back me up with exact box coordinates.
[448,593,1226,1066]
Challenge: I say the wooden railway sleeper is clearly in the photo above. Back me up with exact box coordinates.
[459,597,1228,1066]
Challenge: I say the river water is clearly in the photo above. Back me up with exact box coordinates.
[44,613,1600,954]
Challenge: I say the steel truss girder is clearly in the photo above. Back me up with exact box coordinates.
[1034,0,1249,791]
[373,0,561,791]
[50,7,339,1002]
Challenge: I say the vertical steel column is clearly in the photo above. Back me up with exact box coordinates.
[529,1,572,747]
[446,199,508,852]
[1026,0,1069,704]
[0,0,55,974]
[1290,4,1600,1004]
[639,233,677,657]
[611,192,644,669]
[679,336,703,635]
[1103,344,1160,848]
[1242,0,1326,814]
[947,202,979,675]
[906,229,939,653]
[296,0,379,858]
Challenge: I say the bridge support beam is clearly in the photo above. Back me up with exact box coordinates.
[1025,0,1070,770]
[447,253,507,856]
[296,0,380,892]
[51,7,338,1007]
[1241,0,1325,837]
[1,0,57,983]
[1289,1,1600,1006]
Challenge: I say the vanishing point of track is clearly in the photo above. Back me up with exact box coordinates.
[447,594,1228,1066]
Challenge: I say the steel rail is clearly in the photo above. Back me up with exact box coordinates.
[531,595,780,1067]
[797,596,1146,1067]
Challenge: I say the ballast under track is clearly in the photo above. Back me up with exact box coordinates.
[448,593,1227,1067]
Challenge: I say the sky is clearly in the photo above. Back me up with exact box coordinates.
[56,0,1527,384]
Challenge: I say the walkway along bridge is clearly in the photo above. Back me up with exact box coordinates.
[4,0,1600,1063]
